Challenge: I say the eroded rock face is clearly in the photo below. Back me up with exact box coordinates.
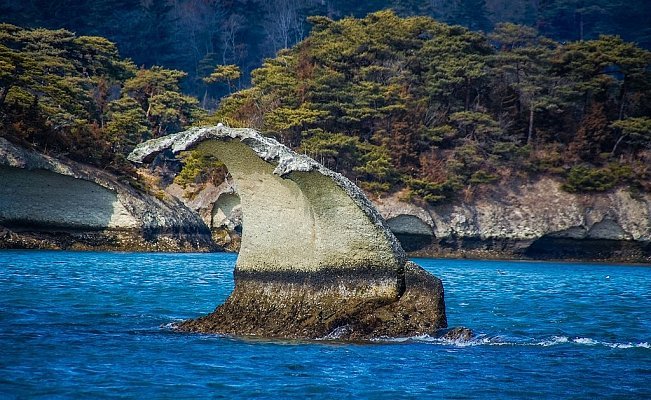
[374,180,651,262]
[386,214,434,252]
[0,137,214,251]
[129,126,448,339]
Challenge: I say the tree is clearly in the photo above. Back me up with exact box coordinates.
[203,64,242,98]
[553,36,651,118]
[446,0,493,32]
[198,12,650,198]
[610,117,651,155]
[0,24,202,172]
[489,23,566,145]
[121,66,204,136]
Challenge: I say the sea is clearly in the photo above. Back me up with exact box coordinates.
[0,251,649,399]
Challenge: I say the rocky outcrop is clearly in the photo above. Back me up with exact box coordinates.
[129,126,449,340]
[375,179,651,262]
[163,180,242,251]
[0,137,215,251]
[173,175,651,263]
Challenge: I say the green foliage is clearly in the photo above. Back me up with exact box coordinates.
[2,12,650,201]
[406,178,460,204]
[210,11,651,200]
[561,164,633,192]
[104,97,150,151]
[0,24,202,172]
[204,65,241,85]
[174,150,227,188]
[610,117,651,153]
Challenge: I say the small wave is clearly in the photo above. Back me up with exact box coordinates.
[373,334,650,350]
[161,321,182,330]
[373,334,497,347]
[319,325,353,340]
[607,342,650,349]
[538,336,569,346]
[572,337,598,345]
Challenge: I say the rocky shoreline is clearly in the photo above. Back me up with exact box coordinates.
[0,137,215,252]
[1,135,649,263]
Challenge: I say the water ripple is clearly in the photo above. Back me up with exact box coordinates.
[0,251,649,399]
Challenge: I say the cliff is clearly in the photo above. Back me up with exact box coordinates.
[177,171,651,263]
[0,137,215,251]
[376,179,651,263]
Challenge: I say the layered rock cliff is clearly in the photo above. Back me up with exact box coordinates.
[177,170,650,263]
[375,179,651,263]
[0,137,215,251]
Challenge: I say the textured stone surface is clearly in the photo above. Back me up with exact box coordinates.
[130,126,449,339]
[0,137,214,251]
[130,127,406,274]
[374,179,651,262]
[178,261,447,340]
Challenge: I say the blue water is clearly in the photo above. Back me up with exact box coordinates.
[1,251,649,399]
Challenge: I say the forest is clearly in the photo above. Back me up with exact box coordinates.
[2,0,650,104]
[1,3,650,204]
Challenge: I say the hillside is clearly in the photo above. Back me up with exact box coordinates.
[1,16,650,261]
[207,11,651,203]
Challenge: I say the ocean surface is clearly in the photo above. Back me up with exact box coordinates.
[0,251,649,399]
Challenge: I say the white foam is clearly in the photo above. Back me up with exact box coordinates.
[607,342,650,349]
[342,334,649,350]
[573,337,598,345]
[538,336,569,346]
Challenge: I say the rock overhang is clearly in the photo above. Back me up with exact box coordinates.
[129,125,450,340]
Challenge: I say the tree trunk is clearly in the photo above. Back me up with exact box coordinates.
[0,86,9,107]
[611,134,627,155]
[618,82,627,120]
[465,77,470,111]
[527,106,534,145]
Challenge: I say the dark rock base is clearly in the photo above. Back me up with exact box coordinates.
[407,236,651,264]
[177,261,448,340]
[0,226,217,252]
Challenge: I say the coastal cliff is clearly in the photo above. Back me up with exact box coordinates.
[375,179,651,263]
[179,174,651,263]
[0,138,215,251]
[2,134,649,262]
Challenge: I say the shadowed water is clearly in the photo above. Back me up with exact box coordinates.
[0,251,649,398]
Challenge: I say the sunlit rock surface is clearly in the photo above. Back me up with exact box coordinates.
[129,126,449,339]
[375,181,651,262]
[0,137,214,251]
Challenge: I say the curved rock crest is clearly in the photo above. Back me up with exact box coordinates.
[129,126,447,339]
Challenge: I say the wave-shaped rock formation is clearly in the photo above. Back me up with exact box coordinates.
[0,137,214,251]
[129,126,448,339]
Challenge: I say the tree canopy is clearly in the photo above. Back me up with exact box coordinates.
[0,24,203,173]
[1,11,649,200]
[1,0,649,106]
[210,11,651,200]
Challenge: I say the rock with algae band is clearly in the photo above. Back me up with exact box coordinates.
[129,126,454,340]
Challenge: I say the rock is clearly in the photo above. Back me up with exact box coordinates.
[375,183,651,263]
[0,137,215,251]
[386,214,434,251]
[129,126,449,339]
[436,327,475,342]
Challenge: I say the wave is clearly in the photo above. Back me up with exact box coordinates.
[374,334,650,349]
